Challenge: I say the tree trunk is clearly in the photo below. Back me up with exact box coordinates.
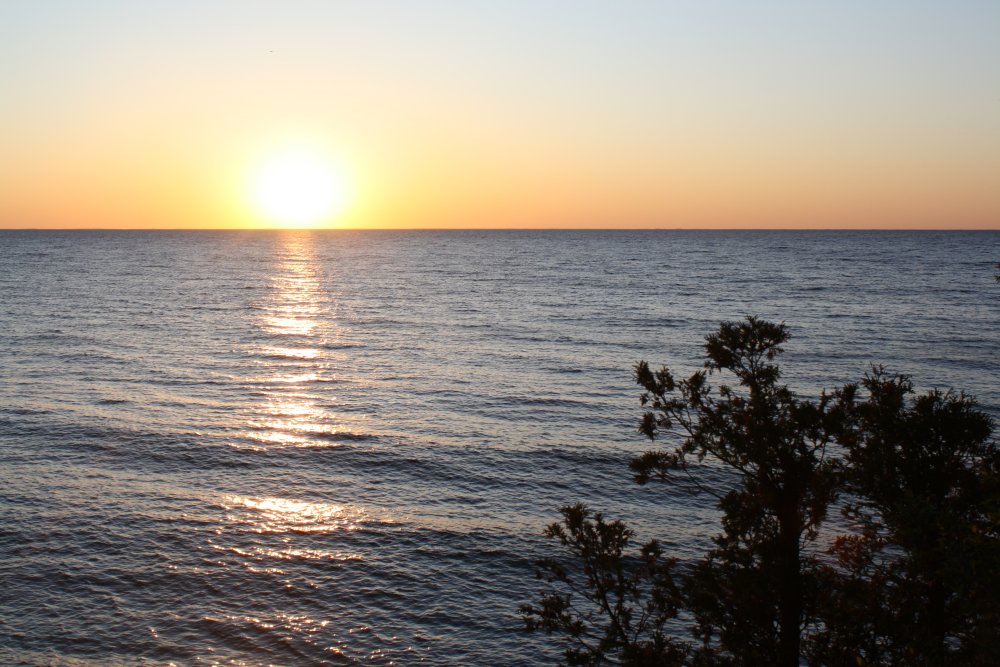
[923,537,947,664]
[777,488,802,667]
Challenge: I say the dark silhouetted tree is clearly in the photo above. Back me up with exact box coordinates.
[523,318,999,666]
[519,503,691,666]
[524,317,848,666]
[811,369,1000,666]
[632,317,845,666]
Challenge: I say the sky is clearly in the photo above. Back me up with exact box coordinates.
[2,1,998,229]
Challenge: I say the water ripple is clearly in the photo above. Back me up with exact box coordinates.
[1,230,998,665]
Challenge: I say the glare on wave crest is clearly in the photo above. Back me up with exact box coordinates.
[222,495,364,534]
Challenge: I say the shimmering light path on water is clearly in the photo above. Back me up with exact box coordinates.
[1,231,998,665]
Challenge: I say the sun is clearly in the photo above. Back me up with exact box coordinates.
[249,147,349,228]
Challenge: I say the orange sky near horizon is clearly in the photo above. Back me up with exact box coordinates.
[2,2,998,230]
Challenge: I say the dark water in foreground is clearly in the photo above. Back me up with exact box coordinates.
[1,230,998,665]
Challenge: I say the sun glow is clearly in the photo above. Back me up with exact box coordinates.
[249,147,349,228]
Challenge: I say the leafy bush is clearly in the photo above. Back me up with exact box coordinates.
[522,317,999,666]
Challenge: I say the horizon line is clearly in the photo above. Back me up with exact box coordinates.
[1,226,998,232]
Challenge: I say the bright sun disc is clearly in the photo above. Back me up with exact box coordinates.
[250,148,348,227]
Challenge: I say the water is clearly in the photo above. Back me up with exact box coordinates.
[1,230,997,666]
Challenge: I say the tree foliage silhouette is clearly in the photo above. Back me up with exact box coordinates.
[812,370,1000,666]
[522,317,999,666]
[521,503,690,666]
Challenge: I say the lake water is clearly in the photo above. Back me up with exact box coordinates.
[1,230,997,665]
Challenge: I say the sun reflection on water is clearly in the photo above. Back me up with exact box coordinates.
[260,244,322,338]
[262,315,318,337]
[205,234,394,661]
[212,495,366,565]
[221,495,363,534]
[261,346,320,359]
[239,232,366,449]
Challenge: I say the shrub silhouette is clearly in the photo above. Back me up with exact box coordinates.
[522,317,998,666]
[811,370,1000,666]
